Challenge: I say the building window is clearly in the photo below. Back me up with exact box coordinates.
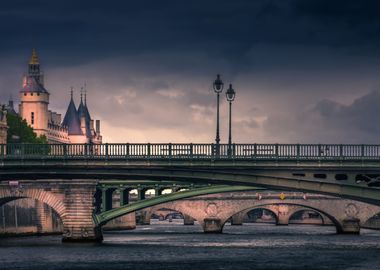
[31,112,34,125]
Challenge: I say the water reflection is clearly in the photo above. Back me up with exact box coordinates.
[1,222,380,270]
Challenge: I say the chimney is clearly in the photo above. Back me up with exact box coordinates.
[96,120,100,133]
[80,116,86,135]
[90,119,95,134]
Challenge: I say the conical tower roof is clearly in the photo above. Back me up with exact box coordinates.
[62,93,83,135]
[78,98,92,138]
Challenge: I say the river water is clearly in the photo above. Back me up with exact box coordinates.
[1,221,380,270]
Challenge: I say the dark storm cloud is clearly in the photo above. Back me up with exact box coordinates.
[262,90,380,144]
[2,0,380,62]
[1,0,380,143]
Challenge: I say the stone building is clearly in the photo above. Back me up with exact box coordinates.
[18,49,102,144]
[0,106,8,144]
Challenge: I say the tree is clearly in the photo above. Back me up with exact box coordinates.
[6,113,47,144]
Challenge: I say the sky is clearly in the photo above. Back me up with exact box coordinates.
[1,0,380,143]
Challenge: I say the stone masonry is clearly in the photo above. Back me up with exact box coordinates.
[0,180,102,242]
[0,107,8,144]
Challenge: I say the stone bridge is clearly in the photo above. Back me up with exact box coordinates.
[140,192,380,234]
[1,179,380,242]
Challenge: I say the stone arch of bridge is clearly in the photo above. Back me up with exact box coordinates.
[146,206,198,225]
[224,203,341,232]
[363,211,380,226]
[0,188,67,223]
[288,208,325,224]
[243,207,279,224]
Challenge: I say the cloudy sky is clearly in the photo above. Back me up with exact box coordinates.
[1,0,380,143]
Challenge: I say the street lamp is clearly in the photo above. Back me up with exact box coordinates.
[213,74,224,156]
[226,83,236,157]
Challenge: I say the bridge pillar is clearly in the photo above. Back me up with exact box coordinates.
[274,205,291,226]
[183,214,195,225]
[155,188,162,196]
[137,210,150,225]
[202,218,223,233]
[137,188,146,201]
[62,182,102,242]
[276,214,290,226]
[338,218,361,234]
[231,212,245,225]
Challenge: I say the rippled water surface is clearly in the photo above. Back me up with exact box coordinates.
[1,222,380,270]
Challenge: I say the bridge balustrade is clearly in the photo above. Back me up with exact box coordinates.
[1,143,380,160]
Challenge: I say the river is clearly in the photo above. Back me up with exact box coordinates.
[1,221,380,270]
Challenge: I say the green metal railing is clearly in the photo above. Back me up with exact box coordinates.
[2,143,380,160]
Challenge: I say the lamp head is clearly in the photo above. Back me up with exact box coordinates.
[213,74,224,93]
[226,83,236,101]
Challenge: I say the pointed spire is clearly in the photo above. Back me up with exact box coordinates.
[7,94,16,114]
[84,82,87,105]
[70,87,74,100]
[9,94,13,108]
[30,48,39,65]
[80,87,83,103]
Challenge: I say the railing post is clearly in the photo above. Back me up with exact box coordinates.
[296,144,300,160]
[275,143,279,159]
[233,143,236,158]
[318,144,321,158]
[63,144,67,158]
[126,143,130,158]
[361,144,364,158]
[169,143,172,159]
[147,143,151,158]
[254,143,257,159]
[21,144,25,158]
[84,143,88,157]
[340,144,343,159]
[211,143,215,158]
[105,143,109,158]
[190,143,193,158]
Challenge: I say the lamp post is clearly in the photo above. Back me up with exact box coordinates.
[213,74,224,156]
[226,83,236,157]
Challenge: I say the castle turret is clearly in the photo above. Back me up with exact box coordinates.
[62,90,87,143]
[19,49,50,137]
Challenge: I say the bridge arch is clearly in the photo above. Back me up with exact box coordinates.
[243,207,279,224]
[288,208,325,225]
[145,206,198,226]
[0,188,67,221]
[224,203,342,232]
[362,212,380,228]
